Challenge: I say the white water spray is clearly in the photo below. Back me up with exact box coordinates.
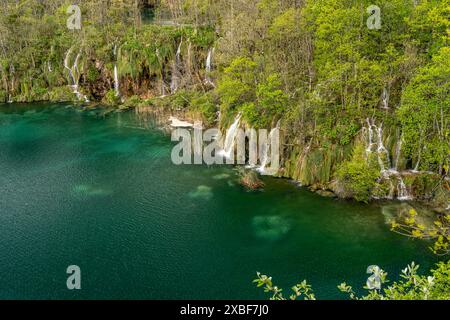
[364,119,413,200]
[257,121,281,175]
[397,177,412,201]
[113,44,120,98]
[205,48,215,86]
[64,48,88,102]
[170,40,182,93]
[218,113,242,159]
[381,87,389,109]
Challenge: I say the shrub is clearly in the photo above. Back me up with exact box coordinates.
[336,144,380,202]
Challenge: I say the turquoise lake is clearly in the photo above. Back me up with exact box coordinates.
[0,103,437,299]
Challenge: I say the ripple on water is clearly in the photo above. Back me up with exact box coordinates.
[72,184,113,198]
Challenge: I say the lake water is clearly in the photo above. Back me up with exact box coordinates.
[0,103,437,299]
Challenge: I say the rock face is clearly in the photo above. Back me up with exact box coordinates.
[85,59,113,100]
[169,116,193,128]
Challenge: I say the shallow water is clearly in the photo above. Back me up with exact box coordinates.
[0,103,438,299]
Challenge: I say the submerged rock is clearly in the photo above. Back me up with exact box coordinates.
[315,189,336,198]
[240,171,265,191]
[252,215,291,241]
[188,185,213,200]
[212,173,230,180]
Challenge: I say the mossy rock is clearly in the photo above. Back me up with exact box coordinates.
[48,86,76,102]
[240,171,265,191]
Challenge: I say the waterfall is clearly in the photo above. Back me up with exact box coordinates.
[161,81,167,97]
[257,143,269,174]
[365,118,390,170]
[387,179,395,200]
[364,119,414,200]
[376,124,391,171]
[394,137,403,171]
[63,49,76,86]
[114,65,119,97]
[397,177,412,201]
[7,94,12,103]
[205,48,215,86]
[257,121,281,175]
[205,48,215,87]
[218,113,242,159]
[170,40,182,93]
[381,87,389,109]
[413,155,421,172]
[64,48,88,102]
[365,118,375,155]
[113,44,120,97]
[206,48,213,73]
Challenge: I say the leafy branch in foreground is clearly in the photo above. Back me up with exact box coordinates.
[255,260,450,300]
[253,272,316,300]
[390,208,450,256]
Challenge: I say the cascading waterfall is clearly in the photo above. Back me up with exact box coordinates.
[64,48,88,102]
[113,44,120,98]
[257,142,269,174]
[365,118,375,155]
[364,119,412,201]
[161,81,167,97]
[365,118,390,171]
[397,178,412,201]
[63,49,76,87]
[376,124,391,171]
[114,65,119,97]
[257,121,281,175]
[381,87,389,109]
[170,40,182,93]
[218,113,242,159]
[205,48,215,86]
[394,136,403,171]
[206,48,213,73]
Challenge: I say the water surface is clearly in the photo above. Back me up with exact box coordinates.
[0,103,437,299]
